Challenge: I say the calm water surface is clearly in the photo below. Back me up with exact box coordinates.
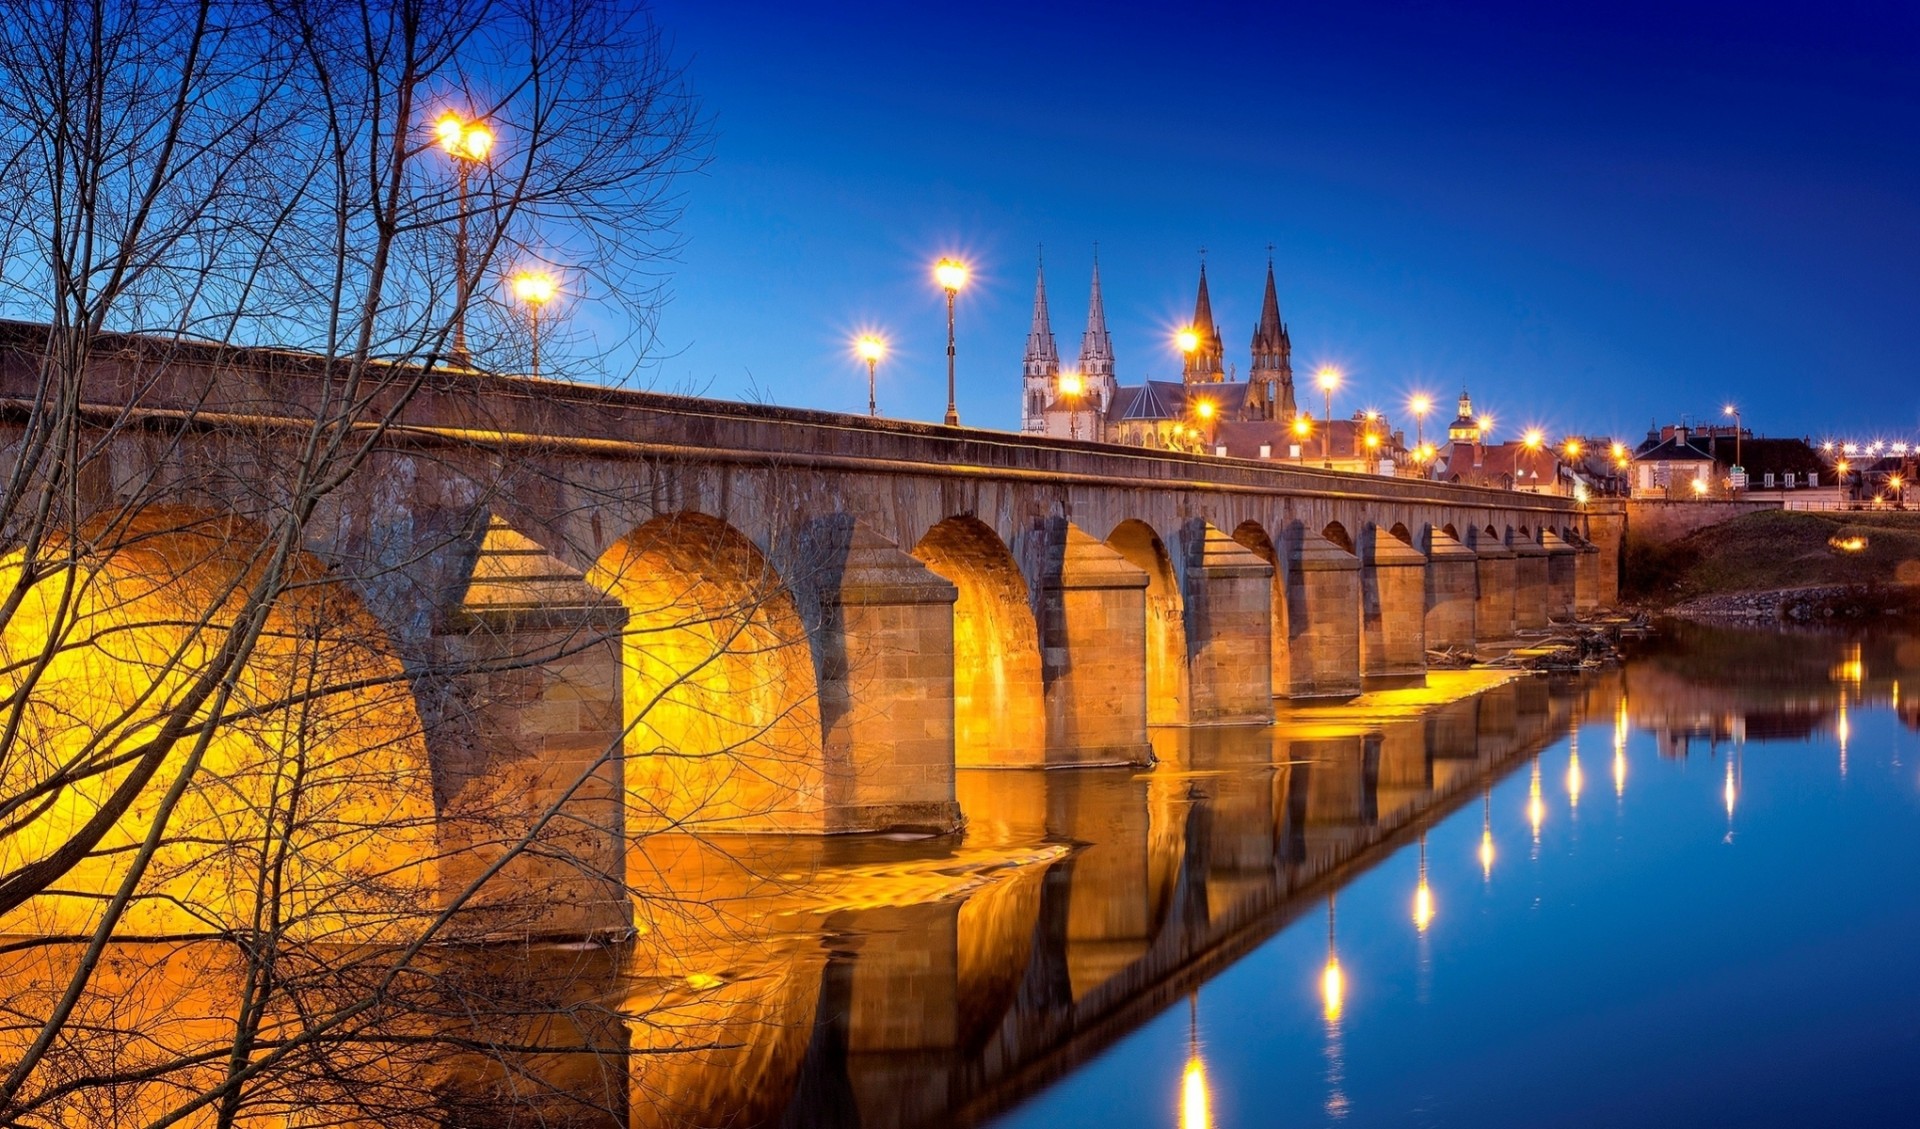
[984,624,1920,1129]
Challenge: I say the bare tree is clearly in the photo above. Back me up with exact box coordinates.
[0,3,874,1127]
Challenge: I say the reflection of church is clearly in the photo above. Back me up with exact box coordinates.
[1021,257,1299,449]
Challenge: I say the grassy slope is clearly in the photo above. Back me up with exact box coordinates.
[1624,510,1920,604]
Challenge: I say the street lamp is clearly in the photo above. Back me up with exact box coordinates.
[1316,366,1342,468]
[1193,397,1216,453]
[935,257,969,426]
[1409,394,1432,450]
[1724,403,1742,489]
[1292,413,1312,465]
[1891,473,1905,508]
[510,270,556,377]
[856,334,886,417]
[1176,327,1201,356]
[435,110,494,366]
[1059,369,1085,440]
[1475,413,1494,469]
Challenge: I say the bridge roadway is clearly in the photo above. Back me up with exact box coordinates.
[0,330,1621,936]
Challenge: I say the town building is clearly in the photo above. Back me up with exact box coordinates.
[1630,424,1837,503]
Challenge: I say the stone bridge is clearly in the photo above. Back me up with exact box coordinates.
[0,330,1620,934]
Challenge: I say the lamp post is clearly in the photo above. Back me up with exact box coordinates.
[1317,367,1341,469]
[510,270,556,378]
[1475,414,1494,471]
[1292,413,1312,465]
[1611,441,1630,496]
[1059,369,1084,440]
[1409,394,1431,451]
[1193,397,1216,454]
[435,111,494,367]
[1362,410,1381,474]
[1723,403,1742,492]
[935,257,968,426]
[856,334,886,417]
[1522,428,1544,493]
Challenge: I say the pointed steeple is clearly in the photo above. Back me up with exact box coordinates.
[1077,248,1117,417]
[1248,257,1294,418]
[1182,261,1225,384]
[1023,254,1058,375]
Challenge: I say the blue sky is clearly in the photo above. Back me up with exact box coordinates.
[633,0,1920,443]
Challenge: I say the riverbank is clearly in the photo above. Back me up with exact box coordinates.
[1626,509,1920,623]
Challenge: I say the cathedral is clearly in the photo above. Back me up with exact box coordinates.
[1023,256,1306,451]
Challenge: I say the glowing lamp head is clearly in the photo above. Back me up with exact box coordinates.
[510,270,556,306]
[1563,438,1583,457]
[856,334,886,363]
[435,112,493,161]
[1891,474,1905,489]
[1477,414,1494,435]
[1823,441,1835,452]
[1316,366,1341,392]
[1843,443,1858,455]
[1364,432,1380,449]
[934,257,969,292]
[1724,404,1737,417]
[1837,459,1851,473]
[1194,399,1216,421]
[1293,415,1312,438]
[1176,328,1201,354]
[1522,428,1544,450]
[1410,394,1432,416]
[1691,477,1708,495]
[1058,370,1084,396]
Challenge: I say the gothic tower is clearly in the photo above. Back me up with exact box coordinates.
[1077,251,1117,417]
[1247,259,1294,420]
[1181,262,1226,384]
[1020,255,1058,433]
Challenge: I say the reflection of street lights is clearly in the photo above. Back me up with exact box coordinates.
[1413,833,1435,934]
[1059,369,1084,440]
[935,257,968,426]
[856,334,886,417]
[436,110,495,366]
[1321,894,1344,1023]
[1292,413,1312,465]
[510,270,556,378]
[1317,367,1341,468]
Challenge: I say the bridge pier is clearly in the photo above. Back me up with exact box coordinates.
[1287,528,1362,699]
[1574,540,1601,614]
[815,522,964,832]
[1468,530,1516,644]
[1423,528,1479,651]
[1040,524,1153,765]
[1542,529,1577,621]
[1510,532,1550,630]
[1180,523,1276,724]
[433,519,629,937]
[1360,526,1428,688]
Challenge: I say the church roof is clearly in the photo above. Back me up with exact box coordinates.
[1632,435,1717,463]
[1106,379,1253,423]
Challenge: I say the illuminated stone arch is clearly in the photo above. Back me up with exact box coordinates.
[1105,519,1188,725]
[592,512,825,832]
[0,506,437,940]
[911,516,1046,767]
[1230,519,1290,700]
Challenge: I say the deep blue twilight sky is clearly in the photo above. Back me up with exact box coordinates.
[636,0,1919,442]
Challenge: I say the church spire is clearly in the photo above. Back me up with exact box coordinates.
[1182,260,1225,384]
[1077,248,1117,416]
[1019,252,1059,433]
[1248,257,1294,418]
[1024,254,1057,372]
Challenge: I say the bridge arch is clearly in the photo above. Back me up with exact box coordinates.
[1105,519,1187,724]
[594,512,825,831]
[1322,521,1355,554]
[1388,522,1415,545]
[912,517,1045,766]
[0,506,436,939]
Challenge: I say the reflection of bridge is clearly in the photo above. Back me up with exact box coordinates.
[2,336,1621,936]
[441,675,1586,1128]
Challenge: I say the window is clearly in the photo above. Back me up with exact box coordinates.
[1763,472,1776,487]
[1783,473,1796,488]
[1259,444,1272,459]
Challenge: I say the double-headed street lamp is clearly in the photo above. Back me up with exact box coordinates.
[435,111,494,366]
[1316,366,1341,468]
[856,334,886,417]
[935,258,969,426]
[510,270,556,378]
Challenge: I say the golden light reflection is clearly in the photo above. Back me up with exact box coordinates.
[1566,730,1583,813]
[1321,894,1344,1023]
[1839,694,1851,778]
[1478,787,1495,881]
[1613,697,1629,798]
[1528,757,1546,847]
[1723,757,1737,822]
[1181,995,1211,1129]
[1412,834,1435,934]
